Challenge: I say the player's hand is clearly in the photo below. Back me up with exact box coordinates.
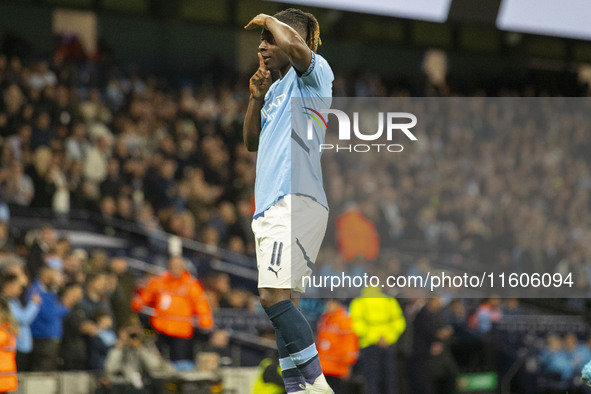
[244,14,271,30]
[249,52,271,100]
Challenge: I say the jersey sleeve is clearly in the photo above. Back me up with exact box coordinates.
[299,52,334,91]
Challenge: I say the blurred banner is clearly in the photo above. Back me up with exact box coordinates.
[498,0,591,40]
[267,0,452,22]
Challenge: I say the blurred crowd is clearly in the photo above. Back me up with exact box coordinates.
[0,224,244,392]
[317,97,591,296]
[0,48,256,257]
[540,333,591,386]
[2,40,591,294]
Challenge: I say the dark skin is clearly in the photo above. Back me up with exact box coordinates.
[243,14,312,153]
[243,14,312,309]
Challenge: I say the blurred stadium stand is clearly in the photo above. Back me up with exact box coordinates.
[0,0,590,93]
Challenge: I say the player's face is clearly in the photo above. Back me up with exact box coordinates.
[259,30,291,71]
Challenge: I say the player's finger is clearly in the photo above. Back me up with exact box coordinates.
[244,20,257,30]
[258,52,266,70]
[260,70,271,81]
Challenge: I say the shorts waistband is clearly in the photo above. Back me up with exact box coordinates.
[253,194,319,220]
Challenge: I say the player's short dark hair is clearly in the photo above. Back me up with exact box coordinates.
[274,8,321,53]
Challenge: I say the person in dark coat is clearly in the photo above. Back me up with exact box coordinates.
[407,298,458,394]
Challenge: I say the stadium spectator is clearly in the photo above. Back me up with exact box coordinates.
[235,199,255,254]
[28,61,56,91]
[581,337,591,371]
[144,157,178,213]
[80,88,111,125]
[564,333,590,374]
[109,257,135,330]
[0,255,27,290]
[98,195,118,236]
[469,297,503,333]
[53,84,78,129]
[252,357,286,394]
[208,201,245,246]
[203,329,231,365]
[202,271,231,310]
[540,335,573,382]
[100,158,124,199]
[252,328,285,394]
[83,134,110,196]
[25,224,56,281]
[0,83,25,139]
[89,310,117,370]
[1,161,34,206]
[26,147,54,209]
[132,256,213,363]
[350,286,406,394]
[4,123,32,163]
[116,194,134,223]
[103,322,164,394]
[87,249,109,274]
[316,299,358,393]
[1,271,40,371]
[218,287,255,310]
[55,236,71,261]
[62,249,86,285]
[441,299,478,367]
[29,266,81,371]
[336,206,380,262]
[65,122,89,162]
[0,298,17,393]
[502,298,524,315]
[30,111,54,150]
[407,298,458,394]
[169,210,197,240]
[66,159,87,210]
[61,270,113,370]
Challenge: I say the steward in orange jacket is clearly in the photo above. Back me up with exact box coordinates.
[316,300,359,380]
[0,298,17,393]
[132,256,213,339]
[335,209,379,261]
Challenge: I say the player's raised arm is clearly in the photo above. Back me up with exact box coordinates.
[245,14,312,74]
[243,52,271,152]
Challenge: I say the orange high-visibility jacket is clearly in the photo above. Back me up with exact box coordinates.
[132,270,213,338]
[0,326,17,393]
[336,209,380,261]
[316,306,359,378]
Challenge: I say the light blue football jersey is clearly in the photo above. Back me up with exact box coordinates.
[254,52,334,217]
